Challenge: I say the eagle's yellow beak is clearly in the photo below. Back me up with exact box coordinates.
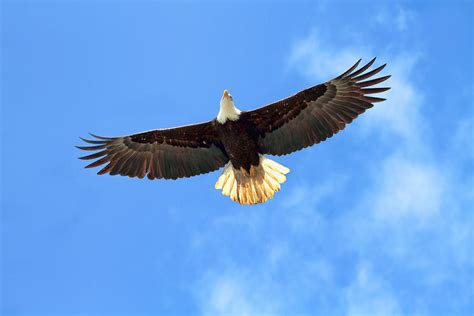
[223,89,230,99]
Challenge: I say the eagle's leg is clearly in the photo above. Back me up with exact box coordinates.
[215,155,290,204]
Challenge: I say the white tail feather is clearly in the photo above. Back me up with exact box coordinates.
[215,155,290,204]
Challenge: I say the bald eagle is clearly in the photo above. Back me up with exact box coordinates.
[78,58,390,204]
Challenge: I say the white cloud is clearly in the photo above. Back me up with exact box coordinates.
[285,23,473,314]
[282,175,347,234]
[283,175,346,210]
[267,241,288,267]
[345,263,401,316]
[453,117,474,161]
[205,275,254,316]
[288,31,424,148]
[374,7,415,32]
[361,54,425,146]
[345,151,471,272]
[288,29,370,81]
[396,8,415,31]
[371,154,443,224]
[193,8,473,315]
[197,271,280,316]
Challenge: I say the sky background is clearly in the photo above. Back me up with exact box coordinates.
[1,1,473,315]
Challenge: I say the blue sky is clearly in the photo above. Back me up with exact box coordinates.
[1,1,473,315]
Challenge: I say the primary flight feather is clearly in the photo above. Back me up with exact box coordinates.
[78,58,390,204]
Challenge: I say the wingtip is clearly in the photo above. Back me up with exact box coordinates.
[78,136,91,145]
[370,57,378,67]
[367,57,377,67]
[377,74,392,83]
[88,132,111,140]
[336,58,363,79]
[76,145,89,150]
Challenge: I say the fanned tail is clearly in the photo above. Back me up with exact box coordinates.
[215,155,290,204]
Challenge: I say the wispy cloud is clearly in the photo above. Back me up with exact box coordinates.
[361,55,425,147]
[193,4,473,315]
[374,7,416,32]
[453,117,474,161]
[345,263,401,316]
[288,21,473,314]
[207,276,249,315]
[197,271,278,316]
[371,154,443,224]
[288,29,369,81]
[288,31,423,148]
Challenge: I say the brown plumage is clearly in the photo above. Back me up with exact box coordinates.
[78,122,227,180]
[78,58,390,204]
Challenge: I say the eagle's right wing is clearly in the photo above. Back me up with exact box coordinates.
[242,58,390,156]
[77,121,228,180]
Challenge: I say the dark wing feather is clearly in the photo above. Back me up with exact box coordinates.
[242,58,390,156]
[77,121,228,180]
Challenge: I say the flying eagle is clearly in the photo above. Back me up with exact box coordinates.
[78,58,390,204]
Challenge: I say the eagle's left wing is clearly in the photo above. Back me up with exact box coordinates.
[242,58,390,156]
[77,121,228,180]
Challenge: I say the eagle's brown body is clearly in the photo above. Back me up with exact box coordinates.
[217,118,260,171]
[78,58,390,204]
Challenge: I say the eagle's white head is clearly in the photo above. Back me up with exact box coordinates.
[217,89,241,124]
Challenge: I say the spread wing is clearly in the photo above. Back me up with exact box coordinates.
[242,58,390,156]
[77,121,228,180]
